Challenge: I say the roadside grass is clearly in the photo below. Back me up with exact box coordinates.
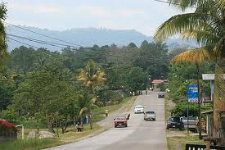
[167,135,205,150]
[92,96,136,122]
[0,139,63,150]
[4,96,135,150]
[58,124,101,142]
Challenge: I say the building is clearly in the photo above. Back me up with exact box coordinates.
[0,119,20,141]
[151,79,165,89]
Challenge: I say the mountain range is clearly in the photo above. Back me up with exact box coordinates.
[6,25,197,52]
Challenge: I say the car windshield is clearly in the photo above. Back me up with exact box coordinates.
[169,117,180,122]
[145,111,155,114]
[135,105,143,108]
[115,117,126,120]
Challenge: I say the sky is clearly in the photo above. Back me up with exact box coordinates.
[3,0,189,36]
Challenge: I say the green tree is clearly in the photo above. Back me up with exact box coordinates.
[124,67,148,95]
[78,61,106,93]
[0,4,7,66]
[78,90,97,129]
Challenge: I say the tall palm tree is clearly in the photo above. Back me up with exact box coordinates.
[78,61,106,93]
[171,49,208,139]
[0,4,7,66]
[154,0,225,140]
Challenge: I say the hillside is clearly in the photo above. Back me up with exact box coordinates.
[6,25,196,51]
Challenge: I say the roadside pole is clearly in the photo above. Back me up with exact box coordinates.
[197,65,202,140]
[187,101,189,135]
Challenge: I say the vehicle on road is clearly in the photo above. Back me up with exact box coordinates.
[144,110,156,121]
[182,117,198,132]
[134,105,144,114]
[114,115,128,128]
[166,117,184,131]
[158,93,165,98]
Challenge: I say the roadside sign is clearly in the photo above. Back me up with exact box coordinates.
[187,85,198,103]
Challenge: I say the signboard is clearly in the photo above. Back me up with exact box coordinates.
[187,85,198,103]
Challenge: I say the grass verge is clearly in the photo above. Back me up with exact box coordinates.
[167,135,205,150]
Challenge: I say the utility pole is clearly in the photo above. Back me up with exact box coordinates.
[196,64,202,139]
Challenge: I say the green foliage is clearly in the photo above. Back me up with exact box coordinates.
[134,41,169,79]
[171,104,212,117]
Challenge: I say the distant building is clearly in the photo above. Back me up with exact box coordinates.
[0,119,20,141]
[151,79,165,88]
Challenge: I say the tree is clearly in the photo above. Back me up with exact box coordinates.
[78,61,106,93]
[12,69,78,134]
[78,90,97,129]
[134,41,169,79]
[124,67,148,95]
[154,0,225,140]
[154,0,225,61]
[0,4,7,66]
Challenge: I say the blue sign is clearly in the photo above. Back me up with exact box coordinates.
[187,85,198,103]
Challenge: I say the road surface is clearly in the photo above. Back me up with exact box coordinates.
[46,91,167,150]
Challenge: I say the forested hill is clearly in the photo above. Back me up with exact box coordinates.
[6,25,196,51]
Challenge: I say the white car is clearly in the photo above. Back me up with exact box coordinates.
[134,105,144,114]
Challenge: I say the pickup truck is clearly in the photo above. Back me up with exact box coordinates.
[144,111,156,121]
[182,117,198,132]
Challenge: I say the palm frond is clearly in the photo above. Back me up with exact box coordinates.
[154,13,209,42]
[171,47,212,64]
[181,29,219,46]
[79,107,88,116]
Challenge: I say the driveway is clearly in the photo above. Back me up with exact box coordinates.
[46,91,167,150]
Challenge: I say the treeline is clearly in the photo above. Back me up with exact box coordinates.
[0,41,170,132]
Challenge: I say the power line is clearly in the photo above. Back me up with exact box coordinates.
[8,37,39,49]
[5,21,84,47]
[7,34,75,49]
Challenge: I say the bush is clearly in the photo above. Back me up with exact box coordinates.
[158,84,167,92]
[171,104,212,117]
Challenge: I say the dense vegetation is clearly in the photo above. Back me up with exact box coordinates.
[0,41,170,132]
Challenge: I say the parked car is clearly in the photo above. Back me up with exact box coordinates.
[144,110,156,121]
[134,105,144,114]
[182,117,198,132]
[114,115,128,128]
[158,93,165,98]
[166,117,184,131]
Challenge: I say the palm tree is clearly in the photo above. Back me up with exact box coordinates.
[78,61,106,93]
[0,4,7,66]
[154,0,225,61]
[78,91,97,129]
[171,49,209,139]
[154,0,225,140]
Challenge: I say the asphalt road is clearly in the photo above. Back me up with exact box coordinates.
[46,91,167,150]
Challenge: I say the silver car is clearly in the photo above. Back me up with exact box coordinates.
[144,111,156,121]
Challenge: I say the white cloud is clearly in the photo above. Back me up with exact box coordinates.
[8,3,63,14]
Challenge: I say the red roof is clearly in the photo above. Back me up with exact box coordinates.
[0,120,21,131]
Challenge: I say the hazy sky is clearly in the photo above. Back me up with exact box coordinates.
[3,0,189,36]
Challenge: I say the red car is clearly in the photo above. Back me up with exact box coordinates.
[114,115,128,128]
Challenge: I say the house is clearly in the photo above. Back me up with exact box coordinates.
[0,119,20,141]
[151,79,165,89]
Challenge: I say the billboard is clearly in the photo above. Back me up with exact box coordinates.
[187,85,198,103]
